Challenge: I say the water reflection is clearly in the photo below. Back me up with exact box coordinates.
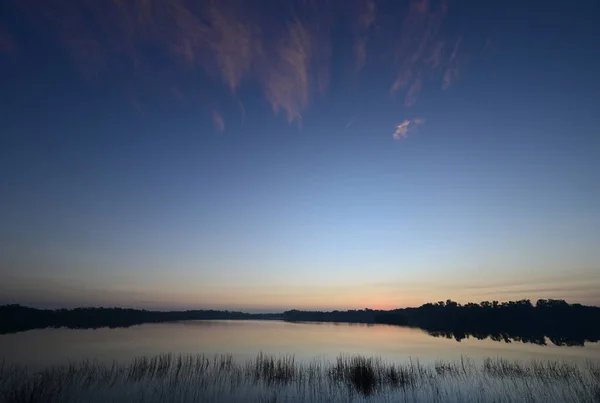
[425,330,597,347]
[1,320,599,370]
[286,320,599,347]
[428,330,546,345]
[3,301,600,349]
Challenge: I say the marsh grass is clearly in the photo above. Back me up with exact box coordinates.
[0,354,598,403]
[247,353,296,385]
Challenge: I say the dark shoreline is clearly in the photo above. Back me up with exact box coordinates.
[2,299,600,346]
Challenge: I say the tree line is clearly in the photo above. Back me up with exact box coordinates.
[405,299,600,346]
[0,305,278,334]
[2,299,599,346]
[282,299,600,346]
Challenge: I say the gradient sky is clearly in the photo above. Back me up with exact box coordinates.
[1,0,599,311]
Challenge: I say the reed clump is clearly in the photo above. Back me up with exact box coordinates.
[0,354,598,403]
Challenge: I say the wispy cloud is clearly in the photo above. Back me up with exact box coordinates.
[209,5,254,93]
[354,0,376,73]
[405,74,422,107]
[443,36,462,89]
[9,0,474,127]
[262,20,312,124]
[426,41,445,69]
[388,0,464,106]
[393,118,425,140]
[212,110,225,132]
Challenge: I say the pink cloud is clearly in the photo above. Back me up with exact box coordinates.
[11,0,470,124]
[405,73,423,107]
[262,20,312,124]
[209,5,254,92]
[443,36,462,89]
[393,118,425,140]
[354,1,377,72]
[426,41,445,68]
[389,0,464,106]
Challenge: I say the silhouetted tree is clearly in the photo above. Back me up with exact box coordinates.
[2,299,599,346]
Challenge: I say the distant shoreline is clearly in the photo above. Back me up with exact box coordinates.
[2,299,600,346]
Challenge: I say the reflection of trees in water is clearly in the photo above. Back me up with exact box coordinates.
[417,299,600,347]
[425,330,586,346]
[2,299,600,347]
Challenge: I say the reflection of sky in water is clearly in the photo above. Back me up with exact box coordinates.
[2,320,599,370]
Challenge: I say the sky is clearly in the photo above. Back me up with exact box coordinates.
[1,0,599,312]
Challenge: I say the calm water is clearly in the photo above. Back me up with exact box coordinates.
[2,320,599,370]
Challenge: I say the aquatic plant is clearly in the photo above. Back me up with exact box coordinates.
[0,353,598,403]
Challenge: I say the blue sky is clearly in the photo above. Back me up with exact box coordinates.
[1,0,599,311]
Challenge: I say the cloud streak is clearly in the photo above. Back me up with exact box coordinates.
[354,1,376,73]
[262,20,312,123]
[388,0,463,106]
[443,36,462,89]
[393,118,425,140]
[6,0,474,128]
[212,110,225,132]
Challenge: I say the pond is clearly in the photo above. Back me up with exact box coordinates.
[2,320,599,370]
